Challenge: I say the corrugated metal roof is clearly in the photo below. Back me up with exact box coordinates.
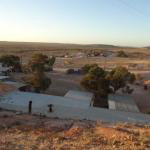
[0,92,150,124]
[108,94,139,113]
[1,91,91,109]
[0,76,9,80]
[64,90,93,102]
[3,81,26,89]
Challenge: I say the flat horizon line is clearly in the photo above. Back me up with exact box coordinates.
[0,40,148,48]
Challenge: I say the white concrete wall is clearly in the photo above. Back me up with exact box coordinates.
[0,91,150,124]
[0,102,150,124]
[1,91,91,109]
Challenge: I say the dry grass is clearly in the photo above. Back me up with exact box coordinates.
[1,41,150,66]
[0,111,149,150]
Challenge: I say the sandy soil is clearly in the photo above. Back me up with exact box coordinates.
[46,71,83,96]
[0,110,149,150]
[54,57,150,70]
[11,71,83,96]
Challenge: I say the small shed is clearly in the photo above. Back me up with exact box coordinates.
[108,94,139,113]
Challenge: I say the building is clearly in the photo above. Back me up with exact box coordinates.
[0,90,94,120]
[64,90,94,107]
[0,80,150,124]
[0,63,11,76]
[108,94,139,113]
[0,63,11,81]
[0,90,150,124]
[0,76,10,81]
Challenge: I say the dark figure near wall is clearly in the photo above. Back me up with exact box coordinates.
[144,85,148,90]
[28,101,32,114]
[48,104,53,112]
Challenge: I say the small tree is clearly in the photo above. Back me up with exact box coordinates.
[136,73,143,81]
[28,53,55,72]
[107,66,135,92]
[80,64,135,107]
[28,53,48,72]
[45,56,56,71]
[48,56,56,66]
[128,73,136,84]
[25,72,51,93]
[0,55,21,72]
[81,66,109,107]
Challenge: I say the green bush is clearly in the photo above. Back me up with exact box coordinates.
[0,54,22,72]
[81,64,98,74]
[28,53,55,72]
[25,72,51,93]
[117,51,128,57]
[81,64,136,107]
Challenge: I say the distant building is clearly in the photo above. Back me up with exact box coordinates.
[0,63,11,76]
[0,63,11,81]
[0,76,10,82]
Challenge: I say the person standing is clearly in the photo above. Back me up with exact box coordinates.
[28,101,32,114]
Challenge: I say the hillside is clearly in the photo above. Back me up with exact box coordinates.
[145,47,150,49]
[0,41,124,52]
[0,111,150,150]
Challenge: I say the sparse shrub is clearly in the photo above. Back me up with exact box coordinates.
[117,51,128,57]
[66,69,74,74]
[136,74,143,81]
[2,114,9,118]
[81,64,98,74]
[22,64,30,73]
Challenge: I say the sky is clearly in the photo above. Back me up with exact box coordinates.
[0,0,150,47]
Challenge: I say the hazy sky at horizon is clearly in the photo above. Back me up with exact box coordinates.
[0,0,150,47]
